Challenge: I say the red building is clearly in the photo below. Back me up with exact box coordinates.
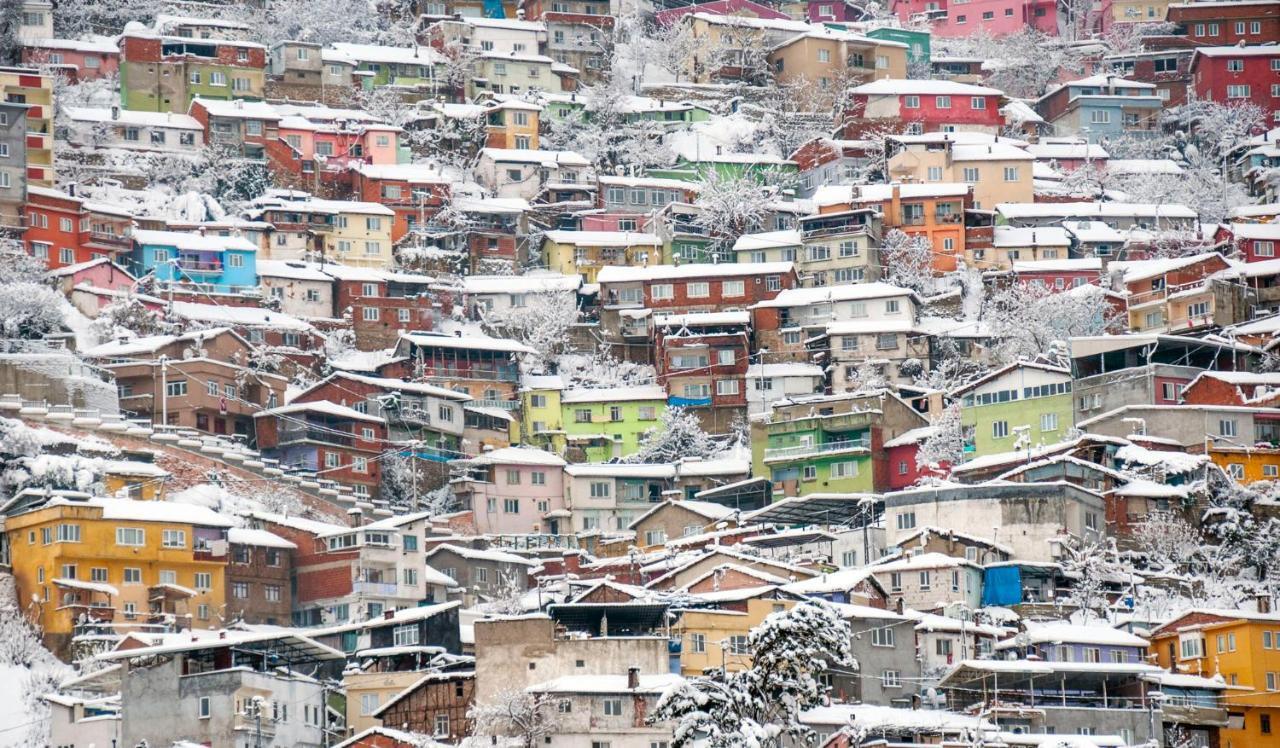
[843,79,1006,138]
[349,163,453,242]
[253,400,387,498]
[1218,223,1280,263]
[319,264,440,351]
[596,261,799,313]
[654,316,751,431]
[1010,257,1104,289]
[883,427,942,490]
[1189,46,1280,113]
[1103,49,1195,108]
[1167,1,1280,47]
[653,0,790,25]
[1181,371,1280,408]
[24,186,134,269]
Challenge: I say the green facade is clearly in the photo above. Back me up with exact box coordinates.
[864,27,931,65]
[752,415,875,497]
[560,397,668,462]
[960,389,1073,458]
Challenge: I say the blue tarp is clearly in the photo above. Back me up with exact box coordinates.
[981,565,1022,607]
[670,396,712,407]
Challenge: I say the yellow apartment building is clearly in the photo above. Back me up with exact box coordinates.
[5,495,234,653]
[1149,609,1280,748]
[673,598,797,675]
[324,200,397,268]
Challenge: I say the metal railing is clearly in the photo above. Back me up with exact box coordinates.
[764,437,871,461]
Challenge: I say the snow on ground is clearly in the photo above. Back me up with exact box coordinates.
[0,574,71,747]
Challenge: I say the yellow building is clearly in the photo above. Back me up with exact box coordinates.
[4,495,234,653]
[1149,609,1280,748]
[0,66,55,186]
[324,200,398,268]
[1209,445,1280,485]
[1107,0,1172,26]
[102,460,170,501]
[540,230,664,283]
[519,378,566,455]
[673,598,796,675]
[344,668,423,734]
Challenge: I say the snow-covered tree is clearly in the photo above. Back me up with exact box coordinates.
[380,451,457,514]
[984,282,1121,364]
[469,690,561,748]
[480,291,579,370]
[89,296,173,341]
[944,30,1086,99]
[0,238,46,283]
[0,573,71,746]
[916,404,963,479]
[1134,509,1202,573]
[558,347,657,390]
[1061,538,1123,620]
[692,169,779,259]
[0,283,66,339]
[651,601,854,748]
[880,229,936,295]
[628,407,721,464]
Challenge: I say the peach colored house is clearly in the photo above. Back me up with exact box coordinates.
[451,447,570,536]
[768,27,908,93]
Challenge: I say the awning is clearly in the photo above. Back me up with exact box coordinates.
[745,494,880,527]
[53,578,119,596]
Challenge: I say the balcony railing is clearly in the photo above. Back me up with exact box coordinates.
[764,437,871,461]
[353,580,400,596]
[1127,279,1208,307]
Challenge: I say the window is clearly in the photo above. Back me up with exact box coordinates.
[926,166,943,181]
[687,281,710,298]
[896,511,916,530]
[651,284,674,300]
[1263,713,1273,734]
[1003,167,1019,182]
[504,498,520,514]
[603,698,623,716]
[1227,59,1244,73]
[158,570,177,585]
[434,713,450,737]
[1180,636,1204,659]
[91,567,108,583]
[194,572,212,590]
[723,280,744,296]
[590,481,611,498]
[116,528,145,546]
[56,524,80,543]
[872,627,895,647]
[1090,110,1111,124]
[1227,85,1251,99]
[993,421,1009,439]
[60,563,77,580]
[830,461,857,479]
[936,96,951,109]
[716,379,740,396]
[166,380,187,397]
[360,693,380,716]
[393,623,420,647]
[881,670,901,687]
[123,568,141,584]
[264,584,282,602]
[904,95,920,108]
[199,696,211,719]
[1219,419,1238,438]
[162,529,186,548]
[232,582,249,598]
[727,635,750,654]
[962,167,979,182]
[1041,413,1058,432]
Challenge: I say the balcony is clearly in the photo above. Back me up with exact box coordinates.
[353,580,400,596]
[764,437,871,462]
[176,258,223,274]
[278,426,354,446]
[1127,279,1207,307]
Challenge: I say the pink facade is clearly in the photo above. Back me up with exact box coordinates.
[278,124,400,167]
[580,213,645,232]
[453,448,569,536]
[654,0,790,25]
[893,0,1057,37]
[21,42,120,81]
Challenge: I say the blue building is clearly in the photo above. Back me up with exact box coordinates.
[131,229,258,293]
[995,622,1150,664]
[1035,74,1165,142]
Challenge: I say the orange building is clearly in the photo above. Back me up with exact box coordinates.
[853,182,970,272]
[1149,609,1280,747]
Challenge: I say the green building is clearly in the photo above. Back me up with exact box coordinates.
[862,26,931,65]
[956,362,1074,459]
[551,384,669,463]
[750,391,928,498]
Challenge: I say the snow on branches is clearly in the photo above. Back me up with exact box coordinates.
[651,601,854,748]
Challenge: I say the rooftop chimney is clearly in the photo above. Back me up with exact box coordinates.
[111,105,120,120]
[627,666,640,689]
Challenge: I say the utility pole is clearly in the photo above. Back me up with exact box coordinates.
[158,354,169,427]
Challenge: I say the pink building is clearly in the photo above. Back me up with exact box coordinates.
[654,0,790,25]
[21,38,120,81]
[579,213,646,232]
[892,0,1057,37]
[451,447,569,536]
